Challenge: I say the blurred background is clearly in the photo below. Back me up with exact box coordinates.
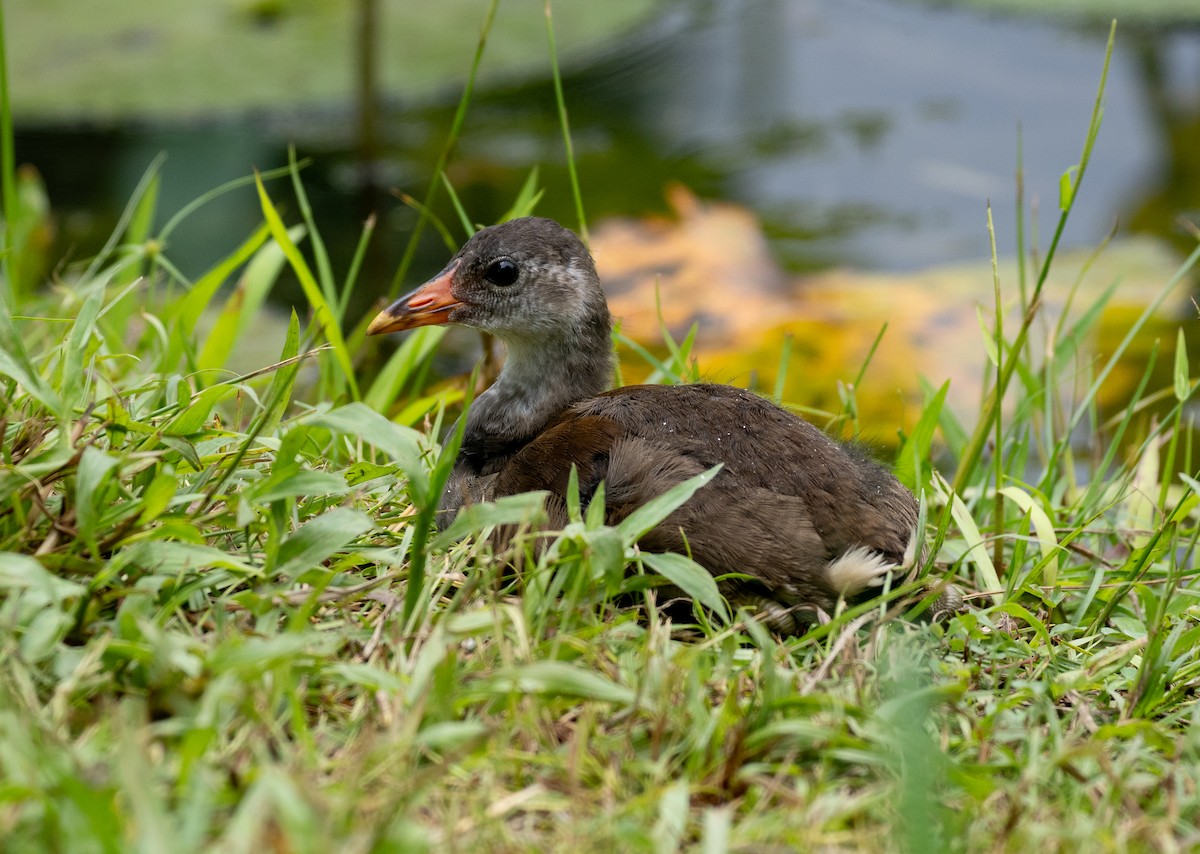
[10,0,1200,423]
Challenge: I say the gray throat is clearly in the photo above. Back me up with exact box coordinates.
[463,322,614,453]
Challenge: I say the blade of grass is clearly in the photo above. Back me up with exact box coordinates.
[952,22,1115,494]
[388,0,499,299]
[544,0,586,242]
[338,212,376,320]
[254,171,359,399]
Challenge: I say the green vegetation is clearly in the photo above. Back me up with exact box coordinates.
[8,0,659,121]
[2,13,1198,854]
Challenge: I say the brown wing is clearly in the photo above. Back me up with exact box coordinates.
[488,385,917,581]
[565,384,918,563]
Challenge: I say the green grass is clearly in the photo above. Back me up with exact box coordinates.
[2,14,1200,854]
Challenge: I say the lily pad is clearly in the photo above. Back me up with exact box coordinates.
[9,0,658,122]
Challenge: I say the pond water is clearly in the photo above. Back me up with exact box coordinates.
[16,0,1200,313]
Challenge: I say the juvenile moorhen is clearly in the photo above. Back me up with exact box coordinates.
[368,217,924,630]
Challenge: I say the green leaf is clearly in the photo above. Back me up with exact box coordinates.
[270,507,375,578]
[639,550,730,624]
[309,403,427,499]
[1058,165,1078,211]
[480,662,635,706]
[364,326,447,414]
[169,222,271,339]
[254,172,358,398]
[430,492,548,551]
[1175,327,1189,403]
[208,633,341,675]
[975,303,999,367]
[60,286,104,410]
[999,486,1060,587]
[247,470,350,505]
[159,435,201,470]
[616,465,722,542]
[946,484,1002,599]
[258,308,303,436]
[0,553,85,601]
[137,467,178,524]
[121,541,258,576]
[500,166,543,222]
[344,461,398,486]
[0,313,61,412]
[197,226,300,375]
[653,780,689,854]
[895,380,949,490]
[163,384,236,436]
[414,721,490,753]
[326,662,406,693]
[75,446,119,553]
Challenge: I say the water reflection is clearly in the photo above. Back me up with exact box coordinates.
[15,1,1200,296]
[1124,27,1200,259]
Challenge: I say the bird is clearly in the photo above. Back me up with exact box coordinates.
[367,216,931,632]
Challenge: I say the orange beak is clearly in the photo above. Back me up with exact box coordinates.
[367,262,463,335]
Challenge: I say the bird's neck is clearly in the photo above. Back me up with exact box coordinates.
[461,313,613,465]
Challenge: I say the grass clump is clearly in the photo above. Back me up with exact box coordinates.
[1,13,1199,854]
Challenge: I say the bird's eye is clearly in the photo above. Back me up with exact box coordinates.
[484,259,519,287]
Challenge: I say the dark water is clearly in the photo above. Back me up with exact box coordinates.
[16,0,1200,310]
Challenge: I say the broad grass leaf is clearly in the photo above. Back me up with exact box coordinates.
[247,470,349,505]
[998,486,1060,587]
[975,304,999,367]
[430,492,548,550]
[652,780,689,854]
[0,553,85,601]
[164,385,236,436]
[1059,165,1078,211]
[75,446,119,552]
[500,166,543,222]
[364,325,447,413]
[326,662,406,692]
[60,286,104,410]
[997,600,1053,651]
[271,507,374,578]
[344,461,396,485]
[0,322,61,412]
[701,807,733,854]
[159,435,201,470]
[121,541,259,576]
[639,551,730,624]
[258,309,303,436]
[208,633,342,675]
[415,721,490,753]
[0,554,84,662]
[310,403,425,490]
[1121,434,1161,549]
[895,379,948,490]
[616,465,721,542]
[255,173,358,397]
[136,467,178,524]
[198,227,300,374]
[169,222,270,337]
[945,484,1002,598]
[481,661,635,706]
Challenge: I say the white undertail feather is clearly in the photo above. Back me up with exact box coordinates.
[824,547,895,596]
[825,530,916,597]
[824,529,916,597]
